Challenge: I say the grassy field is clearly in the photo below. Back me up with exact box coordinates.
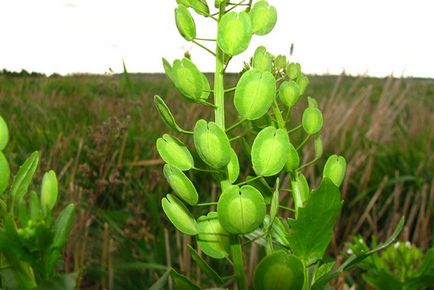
[0,72,433,289]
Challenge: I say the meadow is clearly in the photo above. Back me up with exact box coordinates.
[0,71,433,289]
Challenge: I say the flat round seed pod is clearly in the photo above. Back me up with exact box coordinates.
[314,135,323,158]
[234,69,276,120]
[172,58,210,101]
[162,194,198,235]
[286,62,301,80]
[163,164,198,205]
[156,134,194,171]
[217,11,252,56]
[175,4,196,41]
[302,107,323,135]
[193,120,231,169]
[323,154,346,187]
[199,73,211,100]
[291,172,309,208]
[41,170,58,212]
[253,46,273,72]
[0,152,10,196]
[249,0,277,35]
[285,142,299,172]
[0,116,9,151]
[154,95,186,133]
[251,126,291,176]
[217,185,266,234]
[162,58,174,82]
[297,74,310,95]
[278,80,301,108]
[197,212,230,259]
[274,55,287,71]
[226,148,240,183]
[177,0,210,16]
[253,250,304,290]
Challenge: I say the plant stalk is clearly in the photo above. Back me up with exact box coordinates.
[230,236,247,290]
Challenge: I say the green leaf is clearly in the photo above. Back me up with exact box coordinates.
[156,134,194,171]
[35,272,78,290]
[149,269,170,290]
[193,120,231,169]
[172,58,210,101]
[288,178,342,265]
[217,11,252,56]
[227,148,240,183]
[196,212,230,259]
[0,115,9,151]
[249,0,278,36]
[302,107,323,135]
[162,194,198,235]
[154,95,191,134]
[29,191,41,220]
[41,170,58,213]
[278,80,300,108]
[10,151,39,204]
[0,151,10,196]
[253,46,273,72]
[163,164,198,206]
[234,69,276,120]
[251,126,290,176]
[187,244,224,283]
[170,268,201,290]
[253,250,304,290]
[323,155,346,187]
[175,4,196,41]
[217,185,266,234]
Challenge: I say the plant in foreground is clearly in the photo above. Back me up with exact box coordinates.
[0,115,76,290]
[154,1,404,289]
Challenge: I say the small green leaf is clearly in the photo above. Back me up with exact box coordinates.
[252,126,290,176]
[297,74,310,95]
[323,155,346,187]
[285,143,299,172]
[41,170,58,213]
[52,204,75,249]
[217,11,252,56]
[170,269,201,290]
[187,244,224,284]
[11,151,39,203]
[227,148,240,183]
[156,134,194,171]
[163,164,198,205]
[302,107,323,135]
[286,62,301,80]
[0,115,9,151]
[234,69,276,120]
[29,191,41,220]
[217,185,266,234]
[250,0,278,36]
[154,95,191,134]
[0,151,10,196]
[196,212,230,259]
[175,4,196,41]
[253,46,273,72]
[279,80,300,108]
[290,172,309,209]
[193,120,231,169]
[253,250,304,290]
[172,58,210,101]
[162,194,198,235]
[149,269,170,290]
[288,178,342,265]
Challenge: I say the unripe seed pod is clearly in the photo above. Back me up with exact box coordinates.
[175,4,196,41]
[197,212,230,259]
[291,172,309,209]
[253,46,273,72]
[163,164,198,205]
[250,0,277,35]
[302,107,323,135]
[162,194,198,235]
[314,135,323,159]
[41,170,58,212]
[285,143,299,172]
[0,116,9,151]
[279,80,300,108]
[217,11,252,56]
[286,62,301,80]
[323,154,346,187]
[297,74,310,95]
[0,152,10,196]
[172,58,210,102]
[274,55,287,71]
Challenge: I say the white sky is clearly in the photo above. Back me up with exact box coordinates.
[0,0,433,77]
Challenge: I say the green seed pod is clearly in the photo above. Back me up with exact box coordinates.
[274,55,287,71]
[314,135,323,159]
[297,74,310,95]
[285,142,299,172]
[252,126,290,176]
[286,62,301,80]
[234,69,276,120]
[227,148,240,183]
[0,152,10,196]
[278,80,301,108]
[172,58,210,101]
[252,46,273,72]
[250,0,277,35]
[154,95,188,134]
[162,194,198,235]
[217,11,252,56]
[175,4,196,41]
[197,212,230,259]
[163,164,198,205]
[302,107,323,135]
[156,134,194,171]
[41,170,58,212]
[323,154,346,187]
[253,250,304,290]
[180,0,209,16]
[0,115,9,151]
[291,172,309,208]
[217,185,266,234]
[194,120,231,169]
[162,58,174,82]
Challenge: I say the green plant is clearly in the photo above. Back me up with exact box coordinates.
[153,1,405,289]
[347,237,434,289]
[0,115,77,290]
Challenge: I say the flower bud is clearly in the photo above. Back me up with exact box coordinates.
[41,170,58,212]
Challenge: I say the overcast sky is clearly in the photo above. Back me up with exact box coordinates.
[0,0,433,77]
